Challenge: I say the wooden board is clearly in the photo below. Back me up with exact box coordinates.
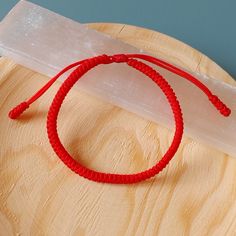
[0,23,236,236]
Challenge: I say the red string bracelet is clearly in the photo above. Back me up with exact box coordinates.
[8,54,231,184]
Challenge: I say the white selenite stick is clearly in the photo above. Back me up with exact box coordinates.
[0,0,235,156]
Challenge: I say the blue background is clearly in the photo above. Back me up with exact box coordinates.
[0,0,235,79]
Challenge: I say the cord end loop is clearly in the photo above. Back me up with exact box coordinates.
[8,102,29,119]
[209,95,231,117]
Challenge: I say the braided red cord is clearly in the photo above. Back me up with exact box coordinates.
[8,53,231,184]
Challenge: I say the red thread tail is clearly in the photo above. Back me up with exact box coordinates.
[8,102,29,119]
[209,95,231,117]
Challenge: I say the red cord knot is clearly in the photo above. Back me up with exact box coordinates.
[109,54,128,63]
[8,101,29,119]
[99,54,111,64]
[209,95,231,117]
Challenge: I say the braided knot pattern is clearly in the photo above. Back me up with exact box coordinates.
[209,95,231,116]
[46,55,184,184]
[127,59,183,116]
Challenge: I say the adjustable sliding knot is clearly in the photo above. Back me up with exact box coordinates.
[8,101,29,119]
[109,54,128,63]
[96,54,111,64]
[209,95,231,117]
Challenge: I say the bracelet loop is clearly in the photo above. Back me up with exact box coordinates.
[47,55,183,184]
[9,53,231,184]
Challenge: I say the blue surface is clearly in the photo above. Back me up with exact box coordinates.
[0,0,235,79]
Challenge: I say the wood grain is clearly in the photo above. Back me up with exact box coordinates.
[0,23,236,236]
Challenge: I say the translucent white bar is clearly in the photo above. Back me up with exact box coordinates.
[0,0,235,156]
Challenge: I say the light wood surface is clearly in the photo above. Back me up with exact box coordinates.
[0,23,236,236]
